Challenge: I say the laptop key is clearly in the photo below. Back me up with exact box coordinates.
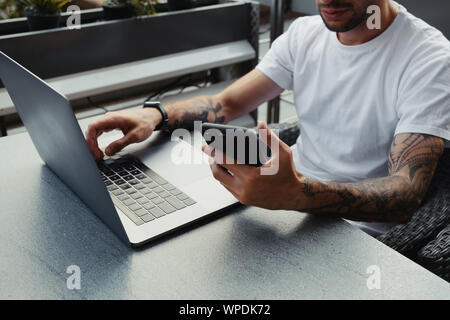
[163,184,176,191]
[166,196,186,210]
[124,175,134,181]
[104,170,114,177]
[112,189,124,196]
[141,177,152,183]
[134,183,146,190]
[129,203,141,211]
[177,193,189,201]
[143,202,155,210]
[157,202,176,214]
[117,194,129,201]
[130,193,143,200]
[130,170,141,175]
[126,188,137,195]
[116,179,126,185]
[129,179,140,185]
[149,207,166,218]
[123,199,135,206]
[151,197,164,205]
[134,208,147,217]
[183,198,196,206]
[141,213,155,223]
[107,185,118,191]
[135,174,146,180]
[111,197,143,226]
[170,188,182,196]
[146,182,158,189]
[137,198,149,205]
[146,192,158,199]
[110,175,120,181]
[104,180,112,186]
[153,186,164,193]
[141,188,152,195]
[159,191,171,198]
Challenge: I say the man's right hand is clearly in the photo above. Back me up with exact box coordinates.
[85,108,163,159]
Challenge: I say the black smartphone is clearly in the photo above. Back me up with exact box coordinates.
[201,123,271,167]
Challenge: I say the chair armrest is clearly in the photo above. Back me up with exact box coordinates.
[417,224,450,282]
[377,149,450,260]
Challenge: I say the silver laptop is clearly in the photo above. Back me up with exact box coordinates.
[0,51,238,247]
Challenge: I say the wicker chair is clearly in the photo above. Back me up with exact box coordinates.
[269,120,450,282]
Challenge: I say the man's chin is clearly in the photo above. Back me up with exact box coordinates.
[319,12,367,33]
[323,21,348,32]
[321,17,363,33]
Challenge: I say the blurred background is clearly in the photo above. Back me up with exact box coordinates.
[0,0,448,137]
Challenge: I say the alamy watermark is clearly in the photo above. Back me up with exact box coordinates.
[366,265,381,290]
[170,121,280,175]
[367,5,381,30]
[66,265,81,290]
[66,5,81,30]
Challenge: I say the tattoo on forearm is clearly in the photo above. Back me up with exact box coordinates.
[164,96,226,132]
[298,133,444,222]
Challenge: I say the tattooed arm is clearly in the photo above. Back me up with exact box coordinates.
[162,69,283,132]
[85,69,282,158]
[205,128,444,223]
[295,133,445,222]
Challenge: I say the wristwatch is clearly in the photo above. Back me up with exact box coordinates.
[143,101,169,131]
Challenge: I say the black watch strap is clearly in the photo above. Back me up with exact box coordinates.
[143,101,169,131]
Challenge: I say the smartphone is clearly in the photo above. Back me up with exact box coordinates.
[201,123,271,167]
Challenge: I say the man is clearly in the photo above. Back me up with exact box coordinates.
[86,0,450,236]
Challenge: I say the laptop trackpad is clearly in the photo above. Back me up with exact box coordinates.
[134,139,212,188]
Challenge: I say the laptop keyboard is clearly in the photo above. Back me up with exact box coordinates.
[97,156,196,226]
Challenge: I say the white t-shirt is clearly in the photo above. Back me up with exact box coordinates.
[256,4,450,236]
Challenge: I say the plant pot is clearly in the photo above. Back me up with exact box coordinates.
[167,0,219,11]
[167,0,193,11]
[102,3,136,21]
[25,9,61,31]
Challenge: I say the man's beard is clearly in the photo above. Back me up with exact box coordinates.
[318,1,376,33]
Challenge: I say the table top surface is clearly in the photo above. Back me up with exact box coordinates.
[0,126,449,299]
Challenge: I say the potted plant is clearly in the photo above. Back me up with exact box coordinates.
[131,0,156,16]
[22,0,70,31]
[0,0,26,19]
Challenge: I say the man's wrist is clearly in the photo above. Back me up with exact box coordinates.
[144,108,163,131]
[143,101,169,130]
[290,173,310,211]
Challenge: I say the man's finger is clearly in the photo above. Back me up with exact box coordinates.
[203,145,250,175]
[257,121,280,150]
[105,129,141,156]
[85,128,105,159]
[209,161,234,187]
[86,116,130,158]
[86,116,127,140]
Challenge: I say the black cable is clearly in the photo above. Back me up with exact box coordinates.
[144,74,191,102]
[86,96,100,109]
[145,71,210,102]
